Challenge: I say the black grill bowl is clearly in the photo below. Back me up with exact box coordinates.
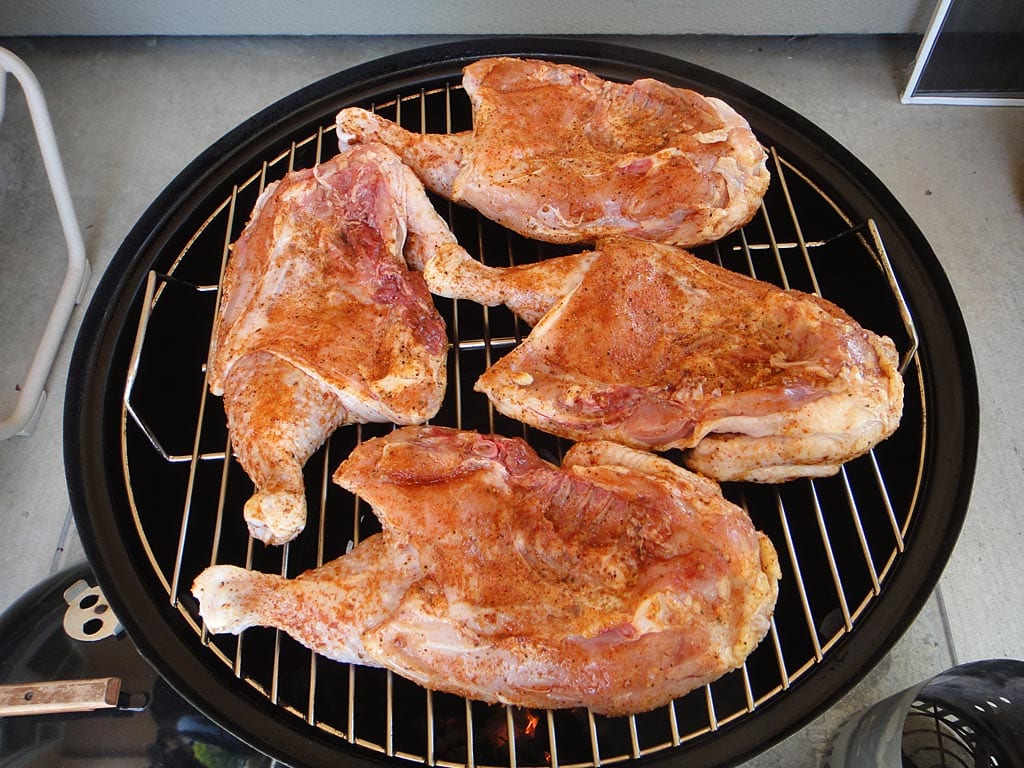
[64,37,977,768]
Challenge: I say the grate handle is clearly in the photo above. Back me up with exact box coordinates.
[866,219,919,375]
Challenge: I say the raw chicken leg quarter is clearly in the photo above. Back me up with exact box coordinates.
[426,236,904,482]
[193,426,781,716]
[207,143,467,545]
[337,56,770,247]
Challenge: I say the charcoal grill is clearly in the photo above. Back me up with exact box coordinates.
[64,38,977,768]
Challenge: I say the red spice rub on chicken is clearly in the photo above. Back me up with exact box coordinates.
[193,426,780,715]
[208,143,466,544]
[337,57,770,248]
[426,236,903,482]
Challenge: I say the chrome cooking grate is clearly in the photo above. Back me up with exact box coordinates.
[117,81,923,767]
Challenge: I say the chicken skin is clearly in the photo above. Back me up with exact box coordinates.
[427,237,903,482]
[208,144,465,545]
[337,57,770,247]
[193,426,780,716]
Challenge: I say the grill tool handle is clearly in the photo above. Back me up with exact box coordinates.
[0,677,121,716]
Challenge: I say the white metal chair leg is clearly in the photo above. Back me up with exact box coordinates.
[0,47,90,440]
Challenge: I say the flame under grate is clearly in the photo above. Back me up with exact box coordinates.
[117,80,924,768]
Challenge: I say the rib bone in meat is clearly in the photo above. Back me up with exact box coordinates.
[427,236,904,482]
[337,57,770,247]
[192,425,780,716]
[207,144,465,545]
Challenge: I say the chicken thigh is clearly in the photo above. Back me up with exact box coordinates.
[431,237,904,482]
[337,57,770,247]
[193,425,780,716]
[208,143,463,544]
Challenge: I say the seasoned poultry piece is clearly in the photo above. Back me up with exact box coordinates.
[425,244,601,326]
[193,426,780,716]
[336,56,770,247]
[207,143,463,545]
[437,237,903,482]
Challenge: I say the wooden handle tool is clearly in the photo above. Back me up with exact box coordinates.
[0,677,121,716]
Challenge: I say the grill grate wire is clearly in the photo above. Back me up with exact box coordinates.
[117,81,924,768]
